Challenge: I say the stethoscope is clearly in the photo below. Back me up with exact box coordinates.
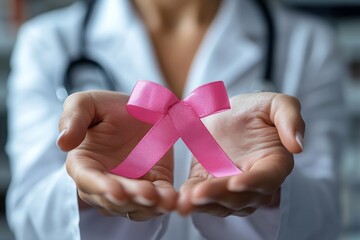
[57,0,276,101]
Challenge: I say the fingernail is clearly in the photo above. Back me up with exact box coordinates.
[295,131,304,151]
[106,194,127,206]
[134,196,154,207]
[56,129,67,148]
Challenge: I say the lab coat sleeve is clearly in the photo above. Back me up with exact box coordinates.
[6,21,81,240]
[277,21,348,239]
[6,17,167,240]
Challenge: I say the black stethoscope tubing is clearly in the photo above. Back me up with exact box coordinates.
[63,0,116,97]
[255,0,275,83]
[62,0,275,97]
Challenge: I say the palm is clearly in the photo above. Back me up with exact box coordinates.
[178,93,303,217]
[66,95,173,183]
[191,93,292,180]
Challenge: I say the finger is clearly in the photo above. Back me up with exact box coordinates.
[191,177,273,210]
[228,153,293,194]
[66,157,130,203]
[270,94,305,154]
[153,180,178,212]
[98,208,121,217]
[232,207,257,217]
[57,92,95,151]
[108,175,161,207]
[194,204,257,217]
[79,192,128,214]
[177,177,205,215]
[77,191,99,208]
[80,191,158,220]
[78,178,165,220]
[128,209,163,222]
[191,177,229,205]
[101,199,160,220]
[194,204,233,218]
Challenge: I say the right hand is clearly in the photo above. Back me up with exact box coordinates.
[57,91,177,221]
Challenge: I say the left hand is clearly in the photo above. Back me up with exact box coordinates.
[177,93,305,217]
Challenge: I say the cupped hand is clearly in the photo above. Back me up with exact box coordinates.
[57,91,177,221]
[178,93,305,217]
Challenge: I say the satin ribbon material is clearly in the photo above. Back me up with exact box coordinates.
[110,81,241,178]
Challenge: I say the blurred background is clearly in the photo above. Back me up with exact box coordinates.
[1,0,360,239]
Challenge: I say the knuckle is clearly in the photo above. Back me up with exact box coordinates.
[275,94,302,112]
[280,94,300,107]
[63,92,92,115]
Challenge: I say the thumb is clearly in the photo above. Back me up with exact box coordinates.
[57,92,95,152]
[270,94,305,154]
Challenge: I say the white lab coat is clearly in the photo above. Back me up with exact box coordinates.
[6,0,347,239]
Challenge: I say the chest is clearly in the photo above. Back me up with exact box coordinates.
[148,26,209,98]
[79,16,307,99]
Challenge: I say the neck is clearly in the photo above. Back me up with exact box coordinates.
[131,0,221,31]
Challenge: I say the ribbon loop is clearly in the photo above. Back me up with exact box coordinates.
[111,81,241,178]
[184,81,230,118]
[127,81,179,124]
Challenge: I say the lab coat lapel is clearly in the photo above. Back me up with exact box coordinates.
[185,0,264,97]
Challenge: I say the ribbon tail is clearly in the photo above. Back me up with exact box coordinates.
[110,115,179,178]
[169,103,241,178]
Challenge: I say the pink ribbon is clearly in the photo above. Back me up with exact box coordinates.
[110,81,241,178]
